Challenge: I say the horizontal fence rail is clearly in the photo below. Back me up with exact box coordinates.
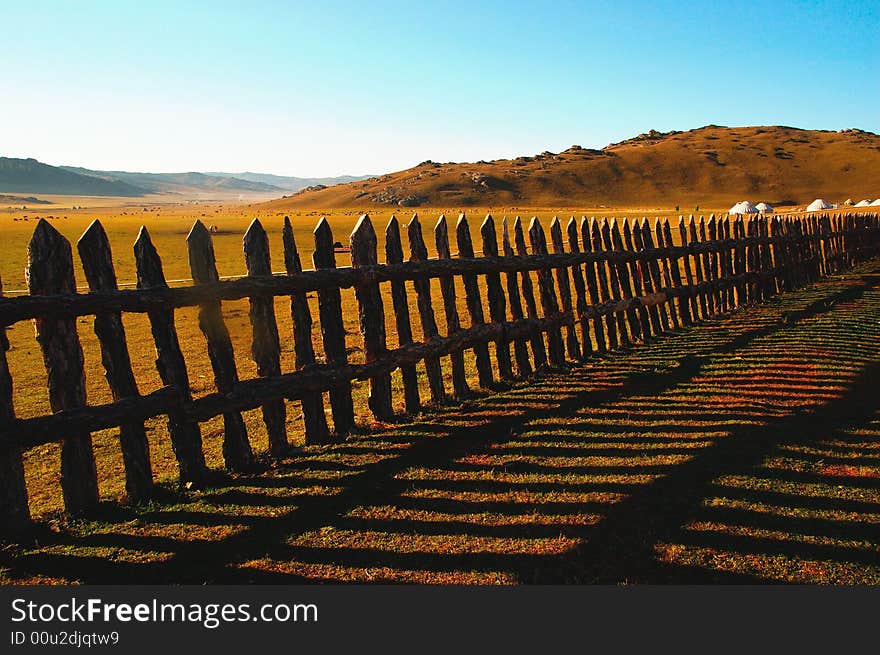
[1,210,878,535]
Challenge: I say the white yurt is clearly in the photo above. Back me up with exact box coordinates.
[870,198,880,206]
[854,199,873,207]
[728,200,759,214]
[805,198,833,212]
[755,202,774,213]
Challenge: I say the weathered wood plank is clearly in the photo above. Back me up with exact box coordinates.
[579,218,607,352]
[78,220,153,501]
[627,219,659,337]
[688,216,711,318]
[607,219,641,342]
[641,218,671,331]
[566,217,592,357]
[662,219,690,325]
[385,216,421,414]
[134,227,207,487]
[434,215,470,398]
[698,216,717,315]
[351,215,394,420]
[27,219,99,514]
[678,217,700,321]
[480,215,514,380]
[549,217,582,360]
[502,217,533,376]
[456,214,495,388]
[187,220,253,471]
[0,275,30,535]
[407,215,446,404]
[513,217,548,368]
[589,218,620,349]
[311,218,354,437]
[528,217,566,367]
[244,219,289,455]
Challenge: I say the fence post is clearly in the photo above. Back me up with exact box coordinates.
[78,220,153,501]
[528,217,566,367]
[480,215,514,380]
[385,216,421,415]
[659,219,687,326]
[0,275,30,535]
[134,227,207,488]
[607,219,640,342]
[565,217,593,357]
[456,214,495,388]
[502,218,534,376]
[27,219,99,514]
[435,215,470,399]
[406,215,446,404]
[579,218,608,351]
[590,218,621,348]
[312,218,355,437]
[513,217,548,368]
[648,219,673,329]
[678,217,701,320]
[687,217,710,317]
[628,219,660,337]
[549,217,582,360]
[187,220,253,471]
[243,219,289,455]
[351,215,394,421]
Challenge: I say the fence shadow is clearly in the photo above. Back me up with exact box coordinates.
[2,261,879,584]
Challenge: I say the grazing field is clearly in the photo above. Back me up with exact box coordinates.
[3,198,734,518]
[1,257,878,584]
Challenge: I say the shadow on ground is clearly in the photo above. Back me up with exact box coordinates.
[3,260,880,584]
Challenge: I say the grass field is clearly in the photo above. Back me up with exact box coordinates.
[2,256,878,584]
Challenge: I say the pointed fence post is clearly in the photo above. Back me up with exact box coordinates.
[0,275,30,535]
[566,217,592,357]
[679,217,701,320]
[528,217,565,367]
[134,227,207,487]
[351,215,394,421]
[627,219,659,337]
[480,215,514,380]
[435,216,470,399]
[312,218,355,437]
[27,219,99,514]
[641,218,671,331]
[407,215,446,404]
[660,218,689,326]
[590,218,620,349]
[385,216,421,415]
[608,219,641,342]
[281,218,331,444]
[78,220,153,501]
[513,217,548,368]
[187,220,253,471]
[501,218,533,376]
[456,214,494,388]
[549,217,582,360]
[243,219,289,456]
[579,217,608,352]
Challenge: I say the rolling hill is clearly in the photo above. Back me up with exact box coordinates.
[0,158,147,196]
[261,125,880,210]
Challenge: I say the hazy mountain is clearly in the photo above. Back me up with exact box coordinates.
[0,158,147,196]
[204,171,374,192]
[60,167,283,194]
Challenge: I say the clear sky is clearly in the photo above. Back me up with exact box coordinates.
[2,0,877,177]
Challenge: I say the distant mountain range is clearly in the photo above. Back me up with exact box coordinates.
[0,157,372,198]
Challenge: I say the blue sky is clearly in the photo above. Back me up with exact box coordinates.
[2,0,877,176]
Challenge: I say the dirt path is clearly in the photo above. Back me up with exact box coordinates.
[4,259,880,584]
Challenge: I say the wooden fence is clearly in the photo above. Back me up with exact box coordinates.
[1,210,878,535]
